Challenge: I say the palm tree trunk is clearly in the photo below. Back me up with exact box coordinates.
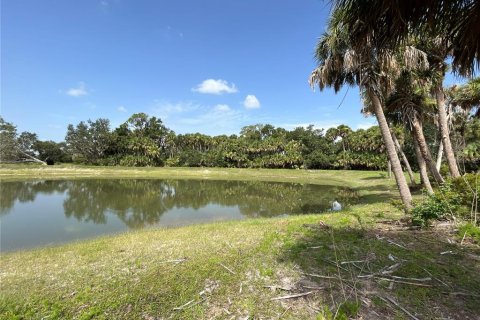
[434,85,461,178]
[387,160,392,179]
[436,141,443,171]
[391,131,416,186]
[412,134,434,195]
[370,93,412,210]
[411,112,445,184]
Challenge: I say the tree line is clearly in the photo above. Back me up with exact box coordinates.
[0,96,478,175]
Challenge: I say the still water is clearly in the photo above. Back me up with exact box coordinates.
[0,179,358,251]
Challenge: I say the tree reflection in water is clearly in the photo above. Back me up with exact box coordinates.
[1,179,359,228]
[0,180,69,215]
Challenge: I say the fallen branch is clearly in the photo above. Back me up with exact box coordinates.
[389,276,431,282]
[279,306,292,318]
[173,298,206,311]
[321,258,349,271]
[340,260,367,265]
[264,285,291,291]
[218,262,236,275]
[460,231,467,245]
[381,296,419,320]
[271,291,313,301]
[376,277,432,287]
[173,299,194,311]
[381,262,402,275]
[387,239,407,249]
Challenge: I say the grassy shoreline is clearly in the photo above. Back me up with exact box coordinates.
[1,166,479,319]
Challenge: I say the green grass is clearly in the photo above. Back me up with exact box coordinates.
[1,165,479,319]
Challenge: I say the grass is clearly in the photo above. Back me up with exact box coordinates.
[1,165,479,319]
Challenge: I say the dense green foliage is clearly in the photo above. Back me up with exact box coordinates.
[2,110,479,171]
[412,173,479,226]
[1,114,395,169]
[0,117,69,164]
[69,118,395,169]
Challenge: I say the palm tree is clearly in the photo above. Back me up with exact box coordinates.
[332,0,480,76]
[418,37,462,178]
[329,0,480,178]
[385,71,445,186]
[413,136,435,195]
[390,129,417,186]
[309,9,414,210]
[450,77,480,115]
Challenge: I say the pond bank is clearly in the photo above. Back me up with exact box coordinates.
[1,166,479,319]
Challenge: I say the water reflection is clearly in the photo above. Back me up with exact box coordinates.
[0,179,358,250]
[0,180,69,214]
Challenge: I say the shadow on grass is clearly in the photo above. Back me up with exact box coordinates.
[278,222,480,319]
[360,174,388,180]
[354,184,397,205]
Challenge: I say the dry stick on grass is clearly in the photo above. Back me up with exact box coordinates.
[340,260,368,265]
[460,230,467,245]
[381,262,402,274]
[387,239,408,249]
[173,298,206,311]
[270,291,313,301]
[381,296,419,320]
[375,277,433,287]
[421,267,451,288]
[329,230,347,301]
[173,299,195,311]
[159,258,187,264]
[389,275,431,282]
[264,285,291,291]
[357,274,433,287]
[279,306,292,319]
[322,258,349,271]
[218,262,236,275]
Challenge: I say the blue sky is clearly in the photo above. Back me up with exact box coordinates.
[1,0,463,142]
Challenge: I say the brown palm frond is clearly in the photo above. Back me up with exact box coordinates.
[403,46,429,71]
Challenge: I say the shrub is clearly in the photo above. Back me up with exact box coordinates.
[449,173,479,208]
[119,155,155,167]
[458,223,480,243]
[411,183,462,226]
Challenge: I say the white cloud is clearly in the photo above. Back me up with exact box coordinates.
[117,106,127,113]
[152,100,200,119]
[66,82,88,97]
[177,105,245,129]
[149,100,252,135]
[214,104,231,112]
[192,79,238,95]
[356,121,376,130]
[243,95,260,109]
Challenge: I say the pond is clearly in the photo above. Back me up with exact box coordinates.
[0,179,359,251]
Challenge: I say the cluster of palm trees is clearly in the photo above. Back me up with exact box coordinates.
[310,1,479,210]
